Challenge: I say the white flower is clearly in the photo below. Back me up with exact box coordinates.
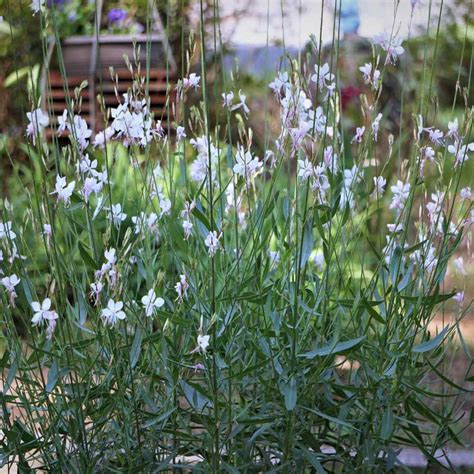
[429,128,443,146]
[269,72,289,95]
[447,118,459,138]
[159,198,172,217]
[222,91,234,108]
[176,126,186,142]
[197,334,210,353]
[204,231,221,256]
[343,166,361,188]
[453,257,467,276]
[31,298,58,326]
[76,154,98,175]
[233,147,262,183]
[323,146,338,171]
[70,115,92,149]
[2,274,20,305]
[57,109,68,134]
[312,165,331,204]
[390,180,411,211]
[311,63,335,89]
[30,0,45,15]
[314,251,324,272]
[0,221,16,240]
[373,32,404,64]
[360,63,382,89]
[108,204,127,227]
[104,248,117,265]
[268,250,280,265]
[460,187,471,200]
[51,175,75,205]
[423,146,436,162]
[101,299,126,326]
[387,222,404,234]
[82,177,101,202]
[141,289,164,317]
[183,220,193,240]
[182,73,200,90]
[175,274,189,302]
[371,113,383,141]
[189,136,219,183]
[26,108,49,143]
[372,176,386,198]
[2,274,20,293]
[453,291,464,305]
[90,281,103,303]
[43,224,52,236]
[359,63,373,83]
[298,158,314,181]
[233,90,250,115]
[351,126,365,144]
[93,127,114,148]
[448,142,474,167]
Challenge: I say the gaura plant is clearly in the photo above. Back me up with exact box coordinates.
[0,0,473,471]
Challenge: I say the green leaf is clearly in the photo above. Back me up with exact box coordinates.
[300,336,365,359]
[281,376,297,411]
[389,245,403,284]
[130,327,143,369]
[192,205,212,232]
[179,380,213,412]
[412,326,449,353]
[46,361,59,393]
[78,242,97,270]
[380,409,393,440]
[300,219,313,268]
[301,448,326,473]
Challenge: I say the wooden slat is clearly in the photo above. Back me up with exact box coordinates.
[46,68,174,135]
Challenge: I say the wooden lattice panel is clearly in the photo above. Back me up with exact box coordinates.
[45,68,174,137]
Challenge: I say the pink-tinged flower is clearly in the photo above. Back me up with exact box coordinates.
[372,113,383,141]
[351,126,365,144]
[448,142,474,167]
[373,32,404,65]
[176,126,186,143]
[175,274,189,302]
[222,91,234,108]
[0,221,16,240]
[460,187,471,200]
[298,158,314,181]
[2,274,20,306]
[311,63,335,90]
[453,291,464,305]
[182,73,200,90]
[204,231,222,256]
[269,72,289,95]
[90,281,103,305]
[31,298,58,326]
[372,176,386,198]
[390,180,411,211]
[447,118,459,138]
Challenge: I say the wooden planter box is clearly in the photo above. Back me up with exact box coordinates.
[44,33,176,134]
[61,34,170,76]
